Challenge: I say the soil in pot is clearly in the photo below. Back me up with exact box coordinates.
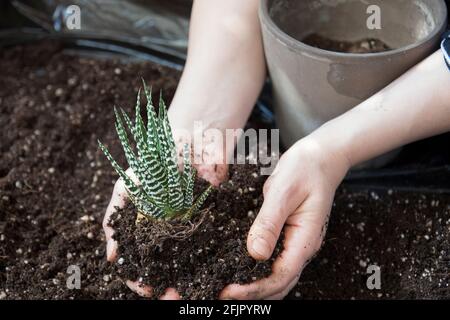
[0,40,448,300]
[302,33,392,53]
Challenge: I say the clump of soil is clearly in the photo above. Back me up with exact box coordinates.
[110,165,277,300]
[303,33,392,53]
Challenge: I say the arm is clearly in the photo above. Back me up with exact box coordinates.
[222,50,450,299]
[103,0,264,298]
[169,0,266,185]
[314,50,450,166]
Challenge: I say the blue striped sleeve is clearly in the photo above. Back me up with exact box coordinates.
[442,31,450,70]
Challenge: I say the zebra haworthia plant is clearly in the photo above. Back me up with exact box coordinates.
[98,80,213,220]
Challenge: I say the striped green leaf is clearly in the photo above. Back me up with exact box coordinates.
[158,92,184,211]
[182,144,195,209]
[98,140,141,197]
[186,185,214,220]
[120,107,166,207]
[99,80,213,221]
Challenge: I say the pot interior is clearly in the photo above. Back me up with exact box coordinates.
[268,0,445,50]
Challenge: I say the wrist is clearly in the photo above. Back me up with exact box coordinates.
[295,133,351,188]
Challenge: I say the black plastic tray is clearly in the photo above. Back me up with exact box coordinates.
[1,27,449,194]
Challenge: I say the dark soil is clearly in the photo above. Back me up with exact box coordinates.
[303,34,391,53]
[0,40,180,299]
[110,166,276,300]
[0,41,448,300]
[289,190,450,299]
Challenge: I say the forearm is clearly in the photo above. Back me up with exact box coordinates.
[169,0,265,132]
[309,50,450,168]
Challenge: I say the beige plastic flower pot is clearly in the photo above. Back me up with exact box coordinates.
[260,0,447,167]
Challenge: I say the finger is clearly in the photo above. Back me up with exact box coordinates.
[103,168,138,262]
[221,226,314,300]
[221,225,303,299]
[223,193,332,300]
[104,178,126,262]
[159,288,181,300]
[103,178,127,241]
[126,280,153,298]
[106,238,118,262]
[247,171,306,260]
[196,163,228,187]
[264,276,299,300]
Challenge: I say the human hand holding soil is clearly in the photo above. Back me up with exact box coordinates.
[220,138,350,299]
[103,138,228,299]
[220,49,450,300]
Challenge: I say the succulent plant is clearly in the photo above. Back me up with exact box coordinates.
[98,80,212,220]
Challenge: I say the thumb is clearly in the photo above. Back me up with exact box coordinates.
[247,209,285,260]
[247,175,305,261]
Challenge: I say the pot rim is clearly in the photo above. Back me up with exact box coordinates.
[259,0,448,60]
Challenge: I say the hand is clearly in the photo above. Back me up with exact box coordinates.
[220,138,350,299]
[102,142,228,299]
[102,168,179,298]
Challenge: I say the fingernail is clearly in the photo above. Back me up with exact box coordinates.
[251,238,272,259]
[106,240,115,261]
[106,241,112,258]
